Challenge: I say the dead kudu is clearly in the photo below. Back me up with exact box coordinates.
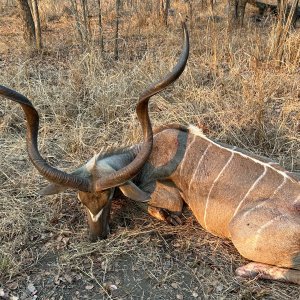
[1,23,300,285]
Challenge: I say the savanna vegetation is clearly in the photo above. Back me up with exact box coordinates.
[0,0,299,299]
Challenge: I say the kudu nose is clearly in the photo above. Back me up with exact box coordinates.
[89,224,110,242]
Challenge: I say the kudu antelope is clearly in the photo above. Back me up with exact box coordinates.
[1,23,300,285]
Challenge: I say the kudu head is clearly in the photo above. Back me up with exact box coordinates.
[0,22,189,241]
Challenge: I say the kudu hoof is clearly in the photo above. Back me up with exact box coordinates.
[161,209,183,226]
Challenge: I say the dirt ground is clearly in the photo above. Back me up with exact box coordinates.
[2,199,300,300]
[1,1,300,299]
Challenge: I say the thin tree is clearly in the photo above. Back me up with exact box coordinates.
[155,0,161,19]
[31,0,42,50]
[81,0,91,42]
[17,0,36,49]
[97,0,104,54]
[163,0,171,27]
[291,0,299,27]
[227,0,248,30]
[114,0,121,60]
[186,1,193,31]
[70,0,85,47]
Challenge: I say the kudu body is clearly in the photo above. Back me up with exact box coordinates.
[1,23,299,285]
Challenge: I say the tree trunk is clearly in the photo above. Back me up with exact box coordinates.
[163,0,170,27]
[81,0,91,42]
[96,0,104,54]
[227,0,237,30]
[237,0,248,25]
[186,1,193,30]
[31,0,42,51]
[227,0,248,30]
[156,0,161,19]
[70,0,84,47]
[291,0,299,27]
[17,0,36,48]
[114,0,121,60]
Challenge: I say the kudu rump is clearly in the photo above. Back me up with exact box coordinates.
[1,23,300,285]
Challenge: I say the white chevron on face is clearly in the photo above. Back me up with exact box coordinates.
[88,208,104,222]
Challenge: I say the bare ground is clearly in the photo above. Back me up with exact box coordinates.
[2,199,300,300]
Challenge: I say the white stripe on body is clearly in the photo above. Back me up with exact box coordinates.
[240,201,266,221]
[293,194,300,205]
[204,151,235,230]
[188,143,212,192]
[269,176,287,200]
[188,125,296,183]
[252,214,290,249]
[231,166,267,219]
[240,177,287,221]
[178,135,197,187]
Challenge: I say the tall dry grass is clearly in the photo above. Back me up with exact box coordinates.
[0,0,300,298]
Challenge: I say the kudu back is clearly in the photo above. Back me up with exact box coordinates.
[1,23,299,285]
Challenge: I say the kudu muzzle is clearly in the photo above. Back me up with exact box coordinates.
[85,201,112,241]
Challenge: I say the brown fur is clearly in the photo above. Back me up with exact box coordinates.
[137,127,300,284]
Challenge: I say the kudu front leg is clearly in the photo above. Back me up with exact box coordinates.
[118,179,183,225]
[140,180,184,225]
[147,206,182,226]
[134,201,182,225]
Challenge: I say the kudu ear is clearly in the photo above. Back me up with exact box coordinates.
[39,183,69,195]
[90,160,150,201]
[119,181,150,202]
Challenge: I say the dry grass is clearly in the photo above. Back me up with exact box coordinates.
[0,0,300,299]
